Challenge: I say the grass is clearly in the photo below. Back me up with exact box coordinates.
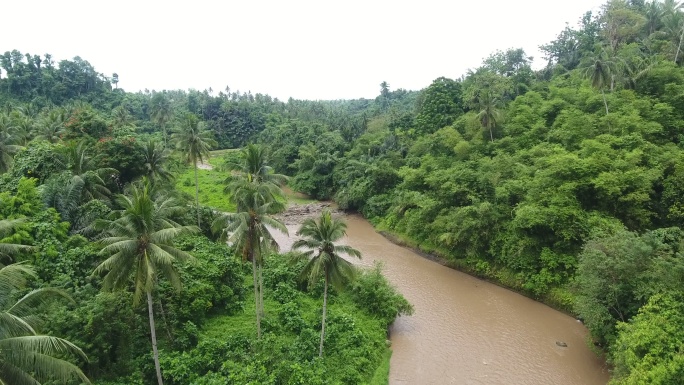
[175,149,316,212]
[174,165,235,212]
[368,348,392,385]
[283,186,317,205]
[173,150,244,212]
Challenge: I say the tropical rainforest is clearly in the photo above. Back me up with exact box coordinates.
[2,0,684,383]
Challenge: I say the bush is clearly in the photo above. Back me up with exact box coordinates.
[350,262,414,326]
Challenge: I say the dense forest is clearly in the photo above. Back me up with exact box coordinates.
[2,0,684,383]
[0,46,412,385]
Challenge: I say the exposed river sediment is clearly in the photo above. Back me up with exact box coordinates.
[274,204,609,385]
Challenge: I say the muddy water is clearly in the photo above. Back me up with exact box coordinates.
[274,212,609,385]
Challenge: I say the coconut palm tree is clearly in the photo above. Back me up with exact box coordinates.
[150,93,173,144]
[172,114,217,227]
[0,218,33,264]
[582,49,615,115]
[93,181,198,385]
[223,144,288,189]
[0,262,91,385]
[0,114,22,173]
[34,109,66,143]
[58,140,117,202]
[644,0,664,35]
[221,144,287,325]
[112,106,135,129]
[212,181,287,338]
[292,210,361,357]
[142,140,174,185]
[13,116,34,146]
[475,91,503,143]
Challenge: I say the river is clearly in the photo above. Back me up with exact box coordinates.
[274,209,609,385]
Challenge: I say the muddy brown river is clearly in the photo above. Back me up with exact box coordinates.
[274,209,609,385]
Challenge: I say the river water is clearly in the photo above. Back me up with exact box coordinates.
[274,211,609,385]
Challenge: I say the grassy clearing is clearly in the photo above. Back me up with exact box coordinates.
[283,186,317,205]
[175,166,235,212]
[176,149,316,213]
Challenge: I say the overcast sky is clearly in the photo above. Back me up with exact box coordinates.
[3,0,606,101]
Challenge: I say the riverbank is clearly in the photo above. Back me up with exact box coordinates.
[262,194,609,384]
[279,197,577,316]
[375,227,577,315]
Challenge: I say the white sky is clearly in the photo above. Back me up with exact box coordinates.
[3,0,606,101]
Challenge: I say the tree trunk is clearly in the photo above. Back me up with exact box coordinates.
[162,123,167,146]
[157,298,173,341]
[601,89,609,115]
[319,274,328,358]
[194,163,200,228]
[258,264,265,318]
[252,255,261,339]
[675,25,684,64]
[147,291,164,385]
[488,124,494,143]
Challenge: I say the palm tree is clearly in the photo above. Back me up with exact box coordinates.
[142,140,174,185]
[475,91,503,143]
[172,114,217,227]
[93,181,198,385]
[660,4,684,63]
[59,140,117,202]
[644,0,664,35]
[212,181,287,338]
[0,114,22,173]
[112,105,135,128]
[582,49,615,115]
[34,109,66,143]
[221,144,287,324]
[150,93,173,144]
[0,262,91,385]
[292,210,361,357]
[13,116,34,146]
[0,218,33,264]
[224,144,287,186]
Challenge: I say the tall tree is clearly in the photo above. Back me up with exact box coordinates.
[93,181,198,385]
[465,70,509,141]
[582,49,615,114]
[149,93,172,144]
[172,114,217,227]
[0,114,22,173]
[0,262,91,385]
[379,81,390,110]
[475,91,504,142]
[292,210,361,357]
[111,73,119,89]
[223,144,288,191]
[222,144,287,319]
[212,181,287,338]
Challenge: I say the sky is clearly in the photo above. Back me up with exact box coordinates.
[3,0,607,101]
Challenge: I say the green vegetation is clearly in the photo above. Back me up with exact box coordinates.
[174,165,234,212]
[0,262,91,385]
[212,144,289,339]
[0,54,411,384]
[3,0,684,382]
[292,210,362,357]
